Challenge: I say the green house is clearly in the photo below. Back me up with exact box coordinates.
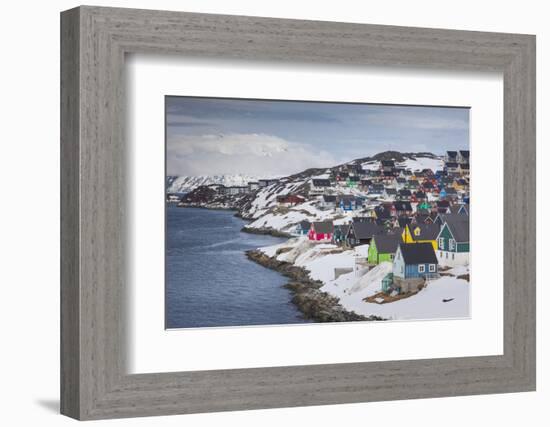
[437,217,469,252]
[381,273,394,293]
[367,233,402,264]
[346,176,359,188]
[417,201,431,211]
[436,216,470,266]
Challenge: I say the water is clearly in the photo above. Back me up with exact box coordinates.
[166,206,310,328]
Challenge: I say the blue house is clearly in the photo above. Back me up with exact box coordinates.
[393,242,439,280]
[338,195,363,212]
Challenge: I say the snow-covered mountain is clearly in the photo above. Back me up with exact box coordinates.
[167,174,260,193]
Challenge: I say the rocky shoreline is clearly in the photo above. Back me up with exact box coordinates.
[246,250,384,323]
[240,227,293,239]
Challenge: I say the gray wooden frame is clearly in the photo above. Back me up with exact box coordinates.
[60,5,536,421]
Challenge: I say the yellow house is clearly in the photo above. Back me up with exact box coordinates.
[452,179,467,191]
[402,223,439,250]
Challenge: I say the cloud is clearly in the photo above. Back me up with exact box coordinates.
[167,133,337,177]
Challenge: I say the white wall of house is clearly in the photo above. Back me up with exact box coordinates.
[437,250,469,267]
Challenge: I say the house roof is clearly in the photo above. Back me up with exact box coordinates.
[447,151,458,158]
[409,223,440,241]
[394,201,412,211]
[444,187,458,195]
[442,216,470,242]
[374,205,392,220]
[373,233,402,254]
[398,242,438,265]
[322,195,336,202]
[385,188,397,195]
[299,220,311,229]
[398,189,412,197]
[449,204,468,215]
[312,179,331,186]
[350,221,384,240]
[459,150,470,158]
[334,224,350,235]
[436,200,450,208]
[312,221,334,234]
[397,216,412,228]
[446,162,459,168]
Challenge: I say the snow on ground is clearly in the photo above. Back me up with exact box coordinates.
[342,276,469,320]
[295,246,355,284]
[361,161,379,171]
[246,199,355,233]
[446,265,469,276]
[397,157,444,173]
[258,237,470,321]
[247,211,312,232]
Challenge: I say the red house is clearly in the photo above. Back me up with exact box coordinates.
[308,221,334,241]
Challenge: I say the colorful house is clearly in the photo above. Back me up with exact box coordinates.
[436,216,470,266]
[416,201,431,211]
[295,220,311,236]
[402,223,440,250]
[332,224,350,245]
[368,233,402,264]
[393,242,439,280]
[345,221,384,247]
[308,221,334,241]
[346,175,360,188]
[338,195,362,211]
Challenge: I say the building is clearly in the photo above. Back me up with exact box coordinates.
[436,216,470,266]
[368,233,402,264]
[457,150,470,164]
[258,178,279,187]
[446,151,458,163]
[338,195,362,212]
[276,194,305,206]
[332,224,350,245]
[295,220,311,236]
[402,223,440,250]
[248,181,260,191]
[225,186,249,195]
[393,242,439,281]
[345,221,384,246]
[309,178,332,195]
[320,194,337,210]
[308,221,334,241]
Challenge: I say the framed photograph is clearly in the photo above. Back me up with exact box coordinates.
[61,6,536,420]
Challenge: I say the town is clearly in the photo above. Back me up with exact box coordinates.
[168,150,470,320]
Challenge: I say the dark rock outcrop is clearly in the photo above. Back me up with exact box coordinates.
[246,250,384,323]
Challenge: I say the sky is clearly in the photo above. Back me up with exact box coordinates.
[166,96,469,177]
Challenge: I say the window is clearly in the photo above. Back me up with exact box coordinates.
[449,238,456,250]
[418,265,425,273]
[438,237,444,249]
[452,253,455,260]
[429,264,436,272]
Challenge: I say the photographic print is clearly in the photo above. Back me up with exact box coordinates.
[165,97,470,329]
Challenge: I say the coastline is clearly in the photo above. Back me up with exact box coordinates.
[246,249,384,323]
